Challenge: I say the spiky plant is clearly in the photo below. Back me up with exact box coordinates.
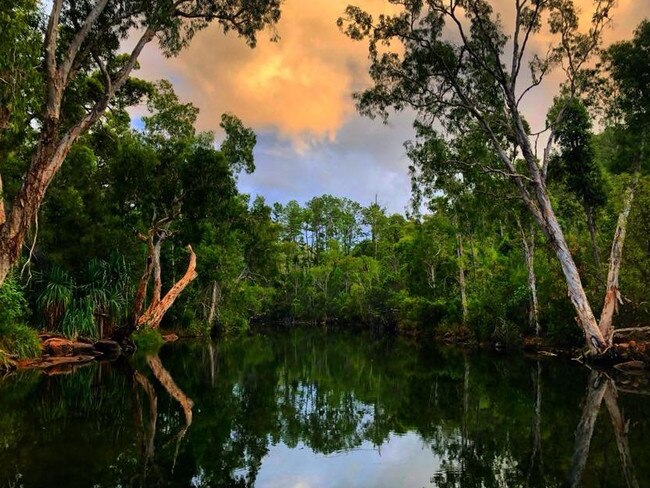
[36,266,74,330]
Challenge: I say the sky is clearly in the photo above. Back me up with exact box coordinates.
[134,0,650,214]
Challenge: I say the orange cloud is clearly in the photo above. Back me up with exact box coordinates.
[136,0,649,143]
[138,0,401,148]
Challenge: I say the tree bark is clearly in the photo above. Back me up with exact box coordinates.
[531,189,608,354]
[0,26,156,287]
[137,245,198,329]
[131,236,155,325]
[519,220,540,336]
[457,233,468,325]
[207,280,219,325]
[598,175,639,344]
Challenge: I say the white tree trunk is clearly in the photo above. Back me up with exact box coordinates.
[598,175,639,343]
[457,234,468,325]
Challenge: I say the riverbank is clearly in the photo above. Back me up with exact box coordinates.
[4,322,650,376]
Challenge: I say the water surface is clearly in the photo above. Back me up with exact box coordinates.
[0,328,648,487]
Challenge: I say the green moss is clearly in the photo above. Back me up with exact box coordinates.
[132,328,165,353]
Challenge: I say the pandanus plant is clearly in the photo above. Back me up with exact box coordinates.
[36,256,132,338]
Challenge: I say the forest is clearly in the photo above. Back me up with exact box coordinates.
[1,1,650,486]
[0,0,648,368]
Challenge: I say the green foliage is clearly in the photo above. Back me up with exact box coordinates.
[0,277,39,359]
[132,328,165,353]
[0,277,28,327]
[0,322,41,359]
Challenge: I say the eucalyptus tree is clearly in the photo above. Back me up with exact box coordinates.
[596,20,650,342]
[0,0,282,286]
[340,0,622,354]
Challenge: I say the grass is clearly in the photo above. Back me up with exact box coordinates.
[0,322,41,359]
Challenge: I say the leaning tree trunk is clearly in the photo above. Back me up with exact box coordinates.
[598,174,639,344]
[604,382,639,488]
[137,245,198,329]
[568,371,607,488]
[529,186,609,354]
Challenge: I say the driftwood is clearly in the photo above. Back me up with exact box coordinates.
[613,327,650,342]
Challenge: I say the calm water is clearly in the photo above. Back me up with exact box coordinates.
[0,329,648,488]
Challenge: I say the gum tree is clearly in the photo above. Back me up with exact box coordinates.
[0,0,282,285]
[340,0,623,355]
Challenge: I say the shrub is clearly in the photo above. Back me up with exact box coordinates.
[0,278,40,359]
[0,322,41,359]
[132,327,165,353]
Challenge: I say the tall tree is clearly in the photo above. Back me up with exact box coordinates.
[596,20,650,342]
[0,0,282,285]
[340,0,621,354]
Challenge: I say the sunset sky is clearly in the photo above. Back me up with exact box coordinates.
[136,0,650,213]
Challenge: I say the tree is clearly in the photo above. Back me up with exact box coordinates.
[0,0,282,285]
[548,97,607,271]
[340,0,623,355]
[596,20,650,342]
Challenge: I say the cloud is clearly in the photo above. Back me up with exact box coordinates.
[131,0,650,210]
[137,0,402,147]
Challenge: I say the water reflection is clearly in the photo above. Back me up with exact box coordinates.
[0,329,649,487]
[568,371,640,488]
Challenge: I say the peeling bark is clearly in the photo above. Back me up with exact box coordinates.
[599,175,639,343]
[137,245,198,329]
[0,23,156,286]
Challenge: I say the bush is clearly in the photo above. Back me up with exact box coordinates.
[0,322,41,359]
[132,328,165,353]
[0,277,28,326]
[0,278,40,359]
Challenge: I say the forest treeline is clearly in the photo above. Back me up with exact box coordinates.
[0,1,649,361]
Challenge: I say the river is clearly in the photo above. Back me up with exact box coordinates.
[0,328,648,487]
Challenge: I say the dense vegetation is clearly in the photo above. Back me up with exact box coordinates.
[0,1,649,360]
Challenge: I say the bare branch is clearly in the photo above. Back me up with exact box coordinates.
[60,0,111,85]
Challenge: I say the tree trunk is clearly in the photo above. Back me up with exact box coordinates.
[137,245,197,329]
[518,220,540,336]
[0,26,156,288]
[131,240,155,325]
[207,280,219,325]
[457,233,468,325]
[598,175,639,344]
[604,383,639,488]
[531,190,608,354]
[568,371,607,488]
[151,238,163,309]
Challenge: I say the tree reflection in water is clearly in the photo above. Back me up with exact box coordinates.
[569,370,639,488]
[0,329,649,487]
